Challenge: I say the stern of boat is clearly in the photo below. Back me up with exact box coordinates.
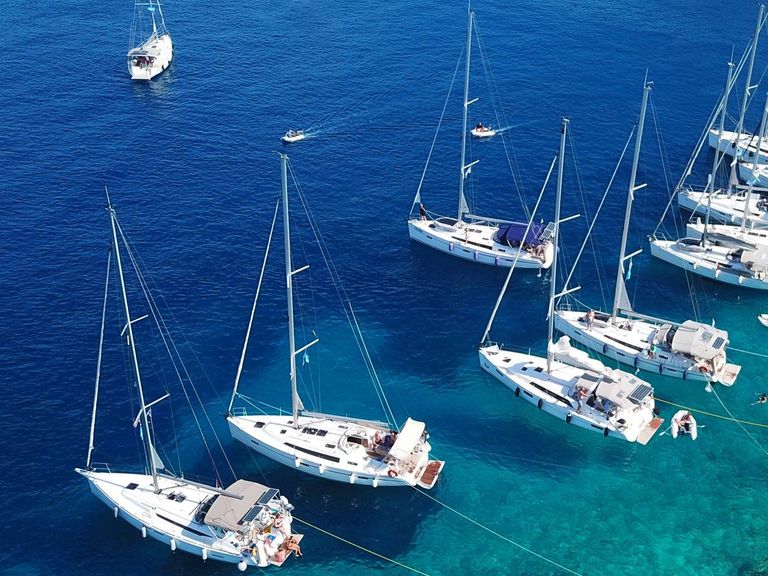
[417,460,445,490]
[635,416,664,445]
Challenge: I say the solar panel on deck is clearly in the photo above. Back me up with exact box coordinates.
[629,384,653,404]
[240,505,264,524]
[713,336,725,349]
[256,488,279,505]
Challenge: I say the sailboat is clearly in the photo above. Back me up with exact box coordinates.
[227,154,444,489]
[478,118,663,444]
[407,8,555,270]
[127,0,173,80]
[554,82,740,386]
[652,90,768,291]
[678,5,768,225]
[75,198,302,570]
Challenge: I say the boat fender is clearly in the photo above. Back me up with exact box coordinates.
[633,357,638,369]
[682,369,687,381]
[349,474,357,484]
[238,560,248,572]
[658,363,663,374]
[170,538,176,551]
[603,343,608,354]
[603,427,609,437]
[141,525,147,539]
[566,414,572,424]
[113,506,119,518]
[515,387,521,397]
[537,398,543,409]
[318,464,326,474]
[202,548,208,561]
[698,364,709,374]
[387,468,398,478]
[373,476,379,488]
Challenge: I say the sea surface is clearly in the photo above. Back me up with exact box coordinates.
[4,1,768,575]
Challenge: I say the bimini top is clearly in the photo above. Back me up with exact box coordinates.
[203,479,277,533]
[596,378,653,409]
[670,320,728,360]
[496,223,545,247]
[388,418,425,460]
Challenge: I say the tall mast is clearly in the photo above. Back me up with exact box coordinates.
[108,202,159,492]
[457,8,474,222]
[281,154,301,427]
[546,118,568,374]
[728,4,764,192]
[742,92,768,231]
[611,81,651,321]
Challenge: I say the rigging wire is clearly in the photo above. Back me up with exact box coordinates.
[473,17,530,220]
[411,47,464,216]
[116,216,237,485]
[708,385,768,457]
[230,194,282,413]
[289,161,398,428]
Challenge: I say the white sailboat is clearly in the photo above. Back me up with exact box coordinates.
[76,199,302,571]
[227,154,444,489]
[679,6,768,224]
[479,118,663,444]
[407,8,555,270]
[128,0,173,80]
[555,82,740,386]
[653,90,768,291]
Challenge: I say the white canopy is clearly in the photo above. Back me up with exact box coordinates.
[388,418,425,460]
[203,479,273,533]
[670,320,727,361]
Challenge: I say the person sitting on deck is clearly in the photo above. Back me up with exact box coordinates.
[280,536,302,558]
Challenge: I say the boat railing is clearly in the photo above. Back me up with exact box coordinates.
[89,462,113,473]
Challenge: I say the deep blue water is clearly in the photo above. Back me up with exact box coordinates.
[5,0,768,575]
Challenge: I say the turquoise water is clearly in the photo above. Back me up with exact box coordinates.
[4,0,768,575]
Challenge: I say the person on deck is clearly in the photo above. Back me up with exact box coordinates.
[419,203,428,221]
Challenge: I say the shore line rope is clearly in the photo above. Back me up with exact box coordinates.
[726,346,768,359]
[655,397,768,428]
[412,487,586,576]
[293,516,432,575]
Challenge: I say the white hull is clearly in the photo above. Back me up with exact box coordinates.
[708,128,768,163]
[407,218,554,269]
[738,161,768,187]
[686,220,768,248]
[759,314,768,327]
[650,238,768,290]
[128,33,173,80]
[553,310,738,385]
[670,410,698,440]
[281,132,306,143]
[676,188,768,227]
[76,470,300,568]
[471,127,496,138]
[478,345,662,443]
[228,414,443,489]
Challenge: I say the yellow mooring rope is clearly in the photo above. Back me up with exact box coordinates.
[655,397,768,429]
[292,516,432,576]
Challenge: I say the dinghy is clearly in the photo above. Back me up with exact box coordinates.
[670,410,698,440]
[759,314,768,327]
[470,122,495,138]
[281,130,306,143]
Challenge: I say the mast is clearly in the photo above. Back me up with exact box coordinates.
[742,93,768,231]
[546,118,568,374]
[611,81,651,321]
[728,4,764,192]
[457,8,474,222]
[281,154,301,427]
[108,201,160,492]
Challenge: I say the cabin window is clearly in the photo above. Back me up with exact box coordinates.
[347,436,366,446]
[126,483,139,490]
[254,422,265,428]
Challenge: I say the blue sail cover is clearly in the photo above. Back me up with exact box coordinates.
[496,223,544,247]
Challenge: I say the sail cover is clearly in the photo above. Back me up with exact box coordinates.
[496,223,545,247]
